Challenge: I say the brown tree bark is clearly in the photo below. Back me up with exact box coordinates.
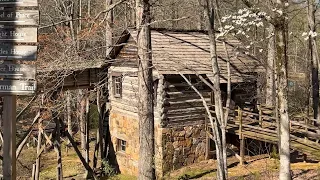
[78,89,88,176]
[106,0,113,57]
[308,0,320,123]
[204,0,227,179]
[66,91,72,144]
[136,0,155,179]
[85,91,90,170]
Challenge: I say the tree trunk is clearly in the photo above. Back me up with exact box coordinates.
[275,1,291,180]
[85,91,90,173]
[78,89,88,176]
[66,91,72,144]
[204,0,227,179]
[136,0,155,179]
[106,0,113,57]
[308,0,320,123]
[266,24,275,107]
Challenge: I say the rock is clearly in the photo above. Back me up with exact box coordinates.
[186,154,195,164]
[195,142,206,156]
[185,139,192,147]
[185,127,193,138]
[178,130,186,137]
[172,141,179,148]
[192,138,199,145]
[200,129,206,137]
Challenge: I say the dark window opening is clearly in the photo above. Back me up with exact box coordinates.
[117,139,126,152]
[154,79,159,107]
[113,76,122,98]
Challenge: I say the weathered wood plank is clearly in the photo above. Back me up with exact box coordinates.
[0,0,38,6]
[0,27,37,43]
[0,45,37,60]
[0,10,39,26]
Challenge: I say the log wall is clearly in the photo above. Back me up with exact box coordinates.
[163,75,211,127]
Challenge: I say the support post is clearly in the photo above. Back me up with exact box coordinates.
[238,106,245,165]
[35,117,42,180]
[54,115,63,180]
[32,164,36,180]
[3,96,17,180]
[238,107,243,139]
[205,114,209,160]
[240,137,245,166]
[258,105,263,127]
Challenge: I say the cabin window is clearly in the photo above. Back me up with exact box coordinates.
[113,76,122,98]
[117,139,127,152]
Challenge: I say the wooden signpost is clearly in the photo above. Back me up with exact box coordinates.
[0,10,39,26]
[0,0,38,7]
[0,0,38,179]
[0,63,36,78]
[0,27,37,42]
[0,44,37,60]
[0,79,36,95]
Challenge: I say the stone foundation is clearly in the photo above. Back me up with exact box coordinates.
[109,110,139,175]
[109,111,207,177]
[162,124,207,174]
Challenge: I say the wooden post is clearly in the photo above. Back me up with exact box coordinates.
[240,137,245,165]
[52,111,63,180]
[238,107,243,139]
[3,96,17,180]
[205,114,209,160]
[35,117,43,180]
[59,119,98,180]
[238,106,245,165]
[32,164,36,179]
[258,105,263,127]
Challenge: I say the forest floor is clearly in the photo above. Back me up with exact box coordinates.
[165,155,320,180]
[7,136,320,179]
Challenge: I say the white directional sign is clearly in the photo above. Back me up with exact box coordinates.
[0,63,35,78]
[0,79,36,95]
[0,10,39,25]
[0,0,38,7]
[0,27,37,42]
[0,44,37,60]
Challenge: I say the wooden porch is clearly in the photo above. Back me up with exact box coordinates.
[208,105,320,164]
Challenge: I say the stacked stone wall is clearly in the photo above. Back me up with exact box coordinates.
[162,125,207,174]
[109,110,139,175]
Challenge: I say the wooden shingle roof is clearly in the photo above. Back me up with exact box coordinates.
[111,29,263,83]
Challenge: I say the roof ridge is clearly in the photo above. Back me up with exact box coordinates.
[128,28,221,34]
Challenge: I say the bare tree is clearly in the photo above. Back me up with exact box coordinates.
[136,0,155,179]
[274,1,291,179]
[203,0,227,179]
[266,24,275,107]
[307,0,320,123]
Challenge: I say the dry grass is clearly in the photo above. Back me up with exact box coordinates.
[165,155,320,180]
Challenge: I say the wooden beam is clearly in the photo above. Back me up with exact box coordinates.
[59,119,98,180]
[16,112,40,159]
[35,116,42,180]
[3,96,17,180]
[240,137,245,165]
[16,95,37,121]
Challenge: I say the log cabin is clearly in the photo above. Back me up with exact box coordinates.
[107,29,262,177]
